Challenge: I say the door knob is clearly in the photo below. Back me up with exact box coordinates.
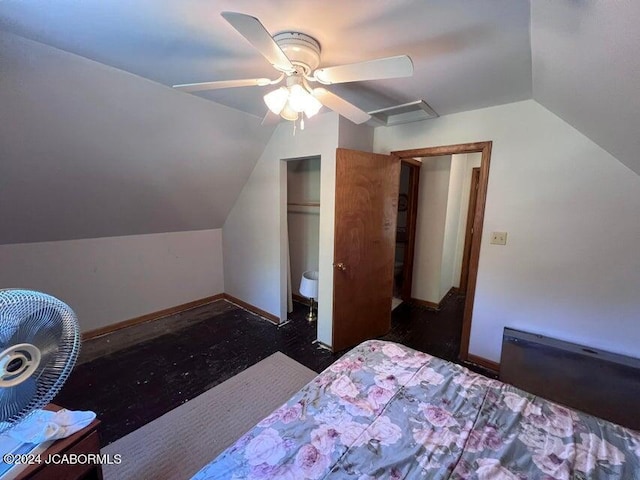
[333,262,347,271]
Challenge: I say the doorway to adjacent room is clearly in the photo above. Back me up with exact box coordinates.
[390,142,492,364]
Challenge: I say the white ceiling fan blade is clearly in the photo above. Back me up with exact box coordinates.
[312,88,371,124]
[314,55,413,85]
[173,78,271,93]
[221,12,295,73]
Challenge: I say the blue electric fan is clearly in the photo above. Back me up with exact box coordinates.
[0,290,80,433]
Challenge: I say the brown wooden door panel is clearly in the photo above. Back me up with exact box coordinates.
[332,148,400,351]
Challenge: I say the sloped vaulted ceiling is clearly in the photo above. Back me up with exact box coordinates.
[0,0,533,117]
[0,0,534,246]
[531,1,640,175]
[0,32,274,244]
[1,1,638,247]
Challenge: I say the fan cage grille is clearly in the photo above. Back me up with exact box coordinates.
[0,289,80,433]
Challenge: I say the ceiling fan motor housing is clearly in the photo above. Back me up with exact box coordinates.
[273,32,321,75]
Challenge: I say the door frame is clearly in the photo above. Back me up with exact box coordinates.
[399,158,421,301]
[459,167,481,294]
[391,142,492,362]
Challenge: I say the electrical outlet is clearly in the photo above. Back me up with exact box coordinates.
[490,232,507,245]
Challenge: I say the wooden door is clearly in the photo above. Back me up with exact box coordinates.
[332,148,400,351]
[459,167,480,293]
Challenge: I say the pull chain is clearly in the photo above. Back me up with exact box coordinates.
[291,115,307,136]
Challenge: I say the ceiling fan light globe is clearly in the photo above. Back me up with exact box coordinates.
[288,84,311,113]
[264,87,288,115]
[280,103,299,121]
[303,95,323,118]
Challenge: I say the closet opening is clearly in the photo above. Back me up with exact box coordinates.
[286,157,321,323]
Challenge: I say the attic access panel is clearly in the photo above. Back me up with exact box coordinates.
[367,100,438,127]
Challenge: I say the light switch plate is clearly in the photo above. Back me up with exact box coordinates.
[491,232,507,245]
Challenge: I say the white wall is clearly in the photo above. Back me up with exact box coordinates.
[411,156,451,304]
[0,229,224,332]
[223,113,340,342]
[338,118,375,151]
[452,153,482,287]
[223,115,372,344]
[0,32,272,244]
[374,100,640,362]
[412,153,482,303]
[287,158,321,297]
[440,155,466,297]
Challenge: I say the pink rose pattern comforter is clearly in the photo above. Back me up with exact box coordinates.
[193,340,640,479]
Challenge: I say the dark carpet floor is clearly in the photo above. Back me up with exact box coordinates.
[56,295,488,446]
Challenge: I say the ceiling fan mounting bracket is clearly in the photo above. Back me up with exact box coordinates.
[273,32,321,75]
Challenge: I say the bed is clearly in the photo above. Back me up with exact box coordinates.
[192,340,640,479]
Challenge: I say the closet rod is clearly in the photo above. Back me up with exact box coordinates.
[287,202,320,207]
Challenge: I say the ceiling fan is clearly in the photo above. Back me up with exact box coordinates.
[173,12,414,127]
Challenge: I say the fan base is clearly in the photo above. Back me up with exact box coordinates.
[273,32,321,75]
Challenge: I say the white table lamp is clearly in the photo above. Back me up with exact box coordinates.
[299,270,319,322]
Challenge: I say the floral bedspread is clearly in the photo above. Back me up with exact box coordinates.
[192,340,640,479]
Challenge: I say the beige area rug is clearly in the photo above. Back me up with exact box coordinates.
[102,352,316,480]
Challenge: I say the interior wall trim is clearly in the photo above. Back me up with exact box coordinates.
[312,339,334,351]
[409,297,440,310]
[82,293,224,340]
[467,353,500,374]
[223,293,280,325]
[410,287,459,310]
[292,293,311,306]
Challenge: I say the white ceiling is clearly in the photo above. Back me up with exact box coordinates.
[0,0,533,118]
[531,1,640,176]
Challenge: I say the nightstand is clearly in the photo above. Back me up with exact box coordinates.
[14,404,102,480]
